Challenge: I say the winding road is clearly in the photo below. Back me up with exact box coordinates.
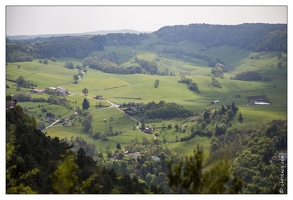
[42,75,156,139]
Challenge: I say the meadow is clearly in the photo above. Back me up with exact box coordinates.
[6,40,287,158]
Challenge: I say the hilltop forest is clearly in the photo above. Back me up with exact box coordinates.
[6,23,287,194]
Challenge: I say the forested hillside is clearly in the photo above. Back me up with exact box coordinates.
[5,105,245,194]
[154,23,287,52]
[6,23,286,63]
[6,105,159,194]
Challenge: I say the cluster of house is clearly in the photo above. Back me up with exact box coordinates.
[144,126,154,133]
[30,89,45,94]
[124,102,144,115]
[46,116,55,122]
[30,86,68,96]
[49,87,69,96]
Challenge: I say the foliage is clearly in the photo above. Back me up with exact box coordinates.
[6,105,159,194]
[178,76,200,93]
[233,70,262,81]
[82,98,90,110]
[167,145,242,193]
[16,75,35,88]
[81,114,93,133]
[82,88,88,96]
[90,33,150,46]
[211,77,222,88]
[137,59,159,74]
[211,66,224,78]
[188,82,200,93]
[154,79,160,88]
[155,23,287,52]
[73,74,79,82]
[64,61,74,69]
[14,92,32,102]
[140,100,193,120]
[162,47,212,63]
[51,150,79,193]
[232,123,287,193]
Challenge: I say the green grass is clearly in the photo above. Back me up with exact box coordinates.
[232,105,287,130]
[167,135,211,161]
[6,42,287,156]
[6,59,82,89]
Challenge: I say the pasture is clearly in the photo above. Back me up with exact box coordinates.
[6,41,287,157]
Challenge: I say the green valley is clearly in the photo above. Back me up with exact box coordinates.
[6,23,287,194]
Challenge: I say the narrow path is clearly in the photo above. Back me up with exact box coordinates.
[42,75,156,139]
[42,119,60,131]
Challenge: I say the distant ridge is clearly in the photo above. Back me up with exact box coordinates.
[6,29,151,40]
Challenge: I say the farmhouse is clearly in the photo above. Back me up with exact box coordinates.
[247,95,271,106]
[144,126,154,133]
[62,120,71,126]
[46,116,55,122]
[55,87,69,96]
[30,89,45,94]
[95,95,104,100]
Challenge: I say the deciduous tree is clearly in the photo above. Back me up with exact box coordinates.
[82,88,88,96]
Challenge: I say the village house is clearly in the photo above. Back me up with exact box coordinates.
[30,89,45,94]
[62,120,71,127]
[95,95,104,100]
[144,126,154,133]
[46,116,55,122]
[55,87,69,96]
[74,107,81,115]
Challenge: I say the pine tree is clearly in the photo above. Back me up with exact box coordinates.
[238,113,243,123]
[82,98,90,110]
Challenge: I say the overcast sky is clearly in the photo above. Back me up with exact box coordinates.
[6,5,287,36]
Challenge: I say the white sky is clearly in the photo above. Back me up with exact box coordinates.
[5,4,288,36]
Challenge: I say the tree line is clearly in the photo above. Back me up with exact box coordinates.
[6,33,150,63]
[155,23,287,52]
[138,100,194,121]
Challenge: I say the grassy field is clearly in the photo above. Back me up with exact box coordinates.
[6,40,287,157]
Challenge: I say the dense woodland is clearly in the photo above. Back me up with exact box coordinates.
[155,23,287,52]
[7,23,286,63]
